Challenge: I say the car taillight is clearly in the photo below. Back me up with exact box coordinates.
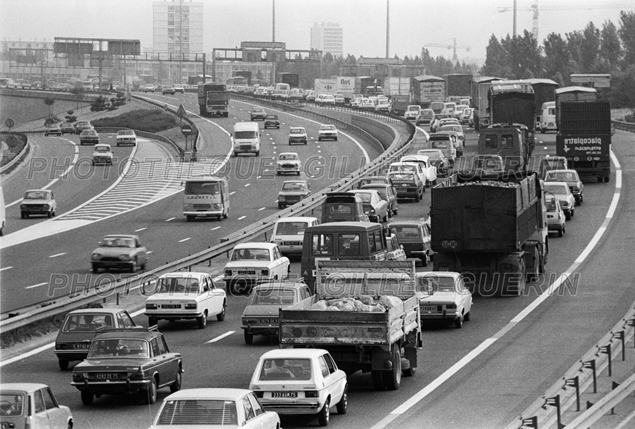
[185,303,197,310]
[146,303,158,310]
[305,391,319,398]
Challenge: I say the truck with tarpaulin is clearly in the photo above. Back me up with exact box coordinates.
[197,83,229,117]
[469,76,503,131]
[411,75,445,108]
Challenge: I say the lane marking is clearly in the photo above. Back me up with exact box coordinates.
[211,226,221,231]
[244,183,251,187]
[230,191,236,196]
[206,331,235,343]
[135,227,147,232]
[370,149,623,429]
[147,250,154,254]
[238,215,246,220]
[166,217,175,222]
[25,282,47,290]
[258,207,266,211]
[0,267,13,272]
[49,252,66,258]
[178,238,191,243]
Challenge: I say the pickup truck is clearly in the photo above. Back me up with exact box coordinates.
[279,260,422,391]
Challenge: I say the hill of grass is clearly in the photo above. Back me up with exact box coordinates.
[92,109,178,133]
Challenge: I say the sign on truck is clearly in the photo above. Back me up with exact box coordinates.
[314,79,337,95]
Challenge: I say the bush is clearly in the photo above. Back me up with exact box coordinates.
[90,95,109,112]
[92,109,178,133]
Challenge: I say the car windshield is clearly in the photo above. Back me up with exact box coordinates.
[392,225,421,239]
[418,276,457,293]
[430,140,449,149]
[231,248,270,261]
[250,288,295,305]
[321,125,335,131]
[354,192,372,203]
[184,182,220,195]
[544,159,567,169]
[0,394,24,416]
[88,339,149,358]
[118,130,134,136]
[157,277,202,294]
[282,182,307,191]
[157,399,238,425]
[407,106,419,112]
[259,358,312,380]
[390,165,415,173]
[82,130,96,135]
[24,191,48,199]
[266,115,278,120]
[234,131,257,139]
[545,198,558,211]
[544,184,568,195]
[546,171,578,181]
[62,313,114,332]
[101,237,135,248]
[279,154,298,160]
[275,221,307,235]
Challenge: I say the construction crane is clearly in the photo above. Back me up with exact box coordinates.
[424,39,471,62]
[498,0,633,41]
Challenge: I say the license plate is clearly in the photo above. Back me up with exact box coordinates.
[74,343,90,349]
[421,306,439,312]
[259,318,276,324]
[272,392,297,398]
[283,242,301,246]
[238,271,256,275]
[162,304,181,309]
[95,373,122,380]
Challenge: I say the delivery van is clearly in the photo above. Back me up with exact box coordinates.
[540,101,557,133]
[231,122,261,156]
[183,176,230,221]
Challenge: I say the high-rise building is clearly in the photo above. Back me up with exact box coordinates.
[153,0,204,55]
[310,22,343,58]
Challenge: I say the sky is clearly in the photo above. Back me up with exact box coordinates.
[1,0,633,63]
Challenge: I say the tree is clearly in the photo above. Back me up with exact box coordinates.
[580,22,601,72]
[70,87,85,110]
[543,33,572,82]
[600,21,622,71]
[481,35,508,77]
[618,11,635,68]
[43,96,55,117]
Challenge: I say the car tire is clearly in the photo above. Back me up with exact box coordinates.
[145,378,158,404]
[455,314,464,329]
[92,263,100,273]
[464,311,471,322]
[336,385,348,414]
[197,311,208,329]
[170,370,182,393]
[58,359,69,370]
[148,317,158,327]
[571,209,575,218]
[580,195,584,204]
[317,398,330,426]
[244,330,254,345]
[318,137,322,141]
[216,302,226,321]
[278,203,284,209]
[414,193,420,203]
[186,215,194,222]
[384,344,402,391]
[565,212,571,221]
[81,390,94,405]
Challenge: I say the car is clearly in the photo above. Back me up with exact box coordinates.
[54,308,137,370]
[277,180,311,209]
[270,216,319,254]
[289,89,304,103]
[116,129,137,146]
[404,105,422,122]
[401,154,438,187]
[148,388,280,429]
[318,124,338,141]
[471,154,505,176]
[315,94,336,106]
[74,120,93,134]
[438,123,465,143]
[350,97,363,108]
[360,183,399,217]
[0,383,73,429]
[418,108,435,125]
[454,104,467,120]
[437,129,465,157]
[358,98,375,110]
[79,129,99,145]
[415,271,473,328]
[145,272,227,329]
[20,189,56,218]
[388,161,428,189]
[161,85,175,95]
[71,326,183,405]
[537,156,569,180]
[288,126,308,145]
[333,93,346,105]
[92,143,113,165]
[430,116,460,133]
[545,193,566,237]
[44,123,62,136]
[350,189,389,222]
[250,107,267,121]
[305,90,316,103]
[173,84,185,93]
[388,219,432,265]
[387,170,425,202]
[374,98,392,113]
[249,348,348,426]
[543,181,576,220]
[321,192,370,223]
[242,282,312,344]
[544,169,584,205]
[223,242,291,295]
[460,107,473,125]
[429,132,457,163]
[417,149,452,177]
[91,234,149,273]
[276,152,301,176]
[357,175,393,189]
[385,234,407,261]
[59,122,76,134]
[140,84,156,93]
[264,114,281,129]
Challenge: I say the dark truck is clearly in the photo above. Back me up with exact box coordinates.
[431,171,548,296]
[197,83,229,117]
[555,87,611,183]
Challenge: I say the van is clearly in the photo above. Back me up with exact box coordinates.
[321,192,370,223]
[271,216,320,255]
[300,222,389,292]
[540,101,556,133]
[0,186,5,236]
[183,176,230,221]
[231,122,261,156]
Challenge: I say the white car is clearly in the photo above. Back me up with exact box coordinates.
[543,181,576,220]
[149,388,280,429]
[404,105,422,121]
[359,98,375,110]
[374,99,392,112]
[288,127,308,145]
[400,154,438,187]
[250,348,348,427]
[315,94,336,106]
[276,152,301,176]
[224,243,290,295]
[271,216,319,255]
[388,161,428,189]
[20,189,56,219]
[144,272,227,329]
[116,129,137,146]
[318,124,338,141]
[92,143,113,165]
[333,94,346,105]
[415,271,473,328]
[0,383,73,429]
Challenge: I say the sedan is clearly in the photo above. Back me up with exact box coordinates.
[173,84,185,93]
[388,220,432,265]
[350,189,389,222]
[276,152,301,175]
[277,180,311,209]
[545,193,566,237]
[20,189,56,218]
[223,243,290,295]
[543,181,576,220]
[74,120,93,134]
[360,183,399,217]
[387,171,424,202]
[288,127,308,145]
[79,129,99,145]
[544,169,584,205]
[264,114,281,129]
[318,124,338,141]
[149,388,280,429]
[92,143,113,165]
[44,123,62,136]
[161,85,175,95]
[91,234,149,273]
[417,149,452,177]
[116,129,137,146]
[415,271,473,328]
[401,154,438,187]
[359,98,375,110]
[250,348,348,427]
[0,383,73,429]
[60,122,76,134]
[250,107,267,121]
[374,99,392,113]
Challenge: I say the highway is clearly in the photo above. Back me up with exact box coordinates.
[1,98,633,428]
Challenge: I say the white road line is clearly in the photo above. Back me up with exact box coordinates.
[25,282,47,290]
[0,267,13,272]
[147,250,154,254]
[230,191,236,195]
[135,227,147,232]
[206,331,235,343]
[0,342,55,368]
[244,183,251,187]
[166,217,175,222]
[49,252,66,258]
[238,215,246,220]
[369,148,623,429]
[258,207,266,211]
[211,226,221,231]
[179,238,191,243]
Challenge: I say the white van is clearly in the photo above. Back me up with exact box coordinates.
[183,176,230,221]
[231,122,261,156]
[540,101,557,133]
[270,216,320,255]
[0,186,5,236]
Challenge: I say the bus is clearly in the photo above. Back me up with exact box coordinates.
[183,176,230,221]
[197,83,229,117]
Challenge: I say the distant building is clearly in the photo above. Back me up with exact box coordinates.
[153,0,203,55]
[310,22,343,58]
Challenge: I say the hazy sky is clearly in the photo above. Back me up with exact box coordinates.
[1,0,632,62]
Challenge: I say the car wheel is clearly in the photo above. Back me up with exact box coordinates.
[278,202,284,209]
[571,209,575,218]
[58,359,69,370]
[317,398,330,426]
[170,370,182,393]
[47,211,52,218]
[383,213,388,223]
[130,258,137,273]
[455,313,464,329]
[81,390,94,405]
[148,317,158,327]
[336,385,348,414]
[145,378,158,404]
[384,344,402,390]
[244,330,254,344]
[414,192,420,202]
[216,302,226,321]
[464,311,471,322]
[197,311,208,329]
[21,212,26,219]
[558,227,563,237]
[580,195,584,204]
[565,212,571,221]
[92,263,100,273]
[186,215,194,222]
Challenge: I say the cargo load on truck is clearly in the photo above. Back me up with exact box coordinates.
[279,260,422,391]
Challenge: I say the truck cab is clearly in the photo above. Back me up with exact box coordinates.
[478,124,534,172]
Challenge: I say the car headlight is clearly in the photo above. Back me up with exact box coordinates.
[118,255,132,261]
[278,195,286,201]
[183,203,192,210]
[92,253,102,260]
[20,204,26,210]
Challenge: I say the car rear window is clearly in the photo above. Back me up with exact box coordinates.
[250,289,295,305]
[275,221,307,235]
[62,314,114,332]
[157,400,238,425]
[259,358,312,380]
[0,393,24,416]
[392,226,421,239]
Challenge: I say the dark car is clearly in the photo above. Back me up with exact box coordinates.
[250,107,267,121]
[277,180,311,209]
[54,308,137,370]
[74,121,93,134]
[91,234,149,273]
[264,114,281,129]
[357,175,393,189]
[360,183,399,217]
[79,129,100,145]
[60,122,76,134]
[387,171,425,202]
[388,220,432,265]
[71,327,183,405]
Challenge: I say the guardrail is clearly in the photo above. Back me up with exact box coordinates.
[613,119,635,133]
[0,100,416,334]
[0,132,29,175]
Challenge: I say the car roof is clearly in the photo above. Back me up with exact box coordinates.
[402,155,430,162]
[94,143,111,148]
[234,242,277,250]
[0,383,50,394]
[416,271,462,280]
[163,388,253,402]
[543,181,569,188]
[252,282,308,291]
[545,169,578,175]
[259,348,331,359]
[275,216,318,223]
[26,189,51,193]
[66,308,127,316]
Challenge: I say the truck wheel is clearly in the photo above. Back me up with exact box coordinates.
[336,385,348,414]
[604,176,610,183]
[384,344,402,390]
[81,390,94,405]
[420,253,428,267]
[244,330,254,344]
[197,311,208,329]
[371,370,385,390]
[317,398,330,426]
